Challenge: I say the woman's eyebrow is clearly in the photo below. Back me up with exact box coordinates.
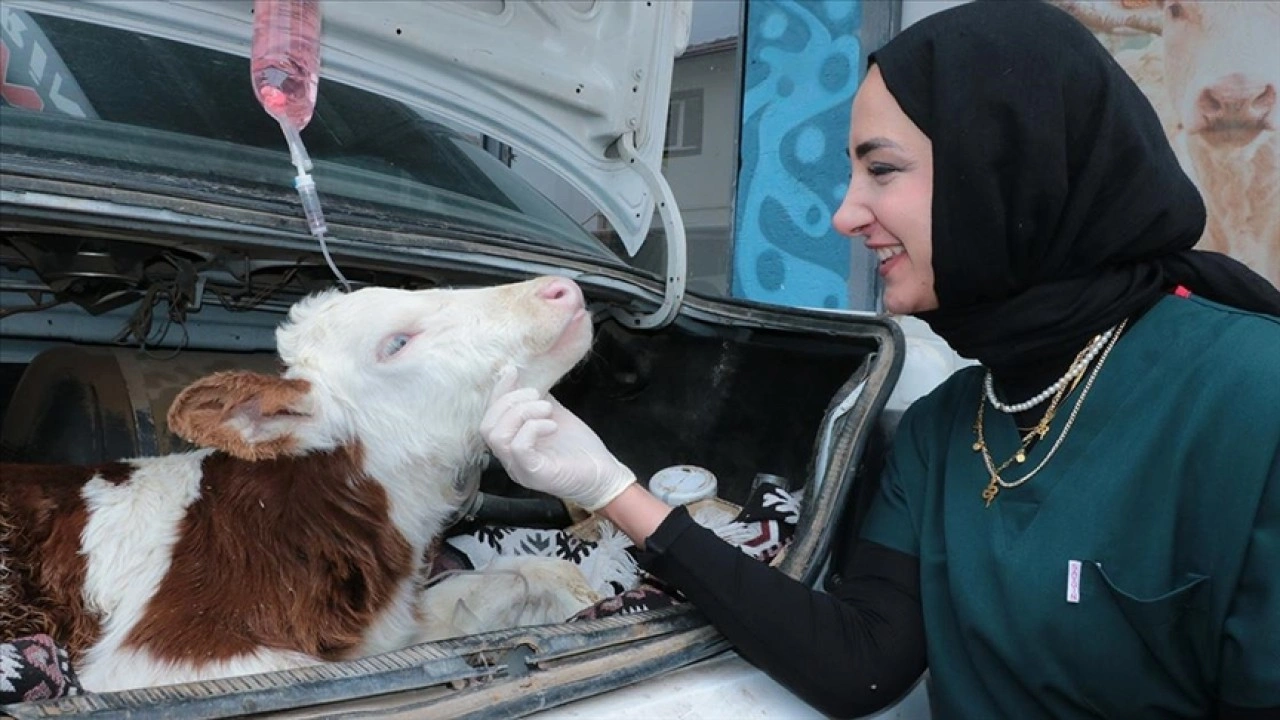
[853,137,902,159]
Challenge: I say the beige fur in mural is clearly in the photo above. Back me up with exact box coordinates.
[1054,0,1279,287]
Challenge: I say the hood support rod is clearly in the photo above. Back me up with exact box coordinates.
[609,131,687,330]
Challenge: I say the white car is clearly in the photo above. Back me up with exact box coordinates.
[0,2,947,717]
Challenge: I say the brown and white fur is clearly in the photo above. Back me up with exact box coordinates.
[0,276,600,692]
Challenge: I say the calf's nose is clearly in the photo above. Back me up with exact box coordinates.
[536,277,583,309]
[1198,74,1277,126]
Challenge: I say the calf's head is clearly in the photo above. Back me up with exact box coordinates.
[1149,0,1280,146]
[168,276,592,469]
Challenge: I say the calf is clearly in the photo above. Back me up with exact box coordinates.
[0,276,599,692]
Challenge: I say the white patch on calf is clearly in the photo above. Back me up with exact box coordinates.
[355,580,423,657]
[77,450,210,691]
[418,557,600,642]
[78,646,319,692]
[272,279,592,550]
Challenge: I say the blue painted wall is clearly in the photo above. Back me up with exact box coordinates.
[732,0,877,311]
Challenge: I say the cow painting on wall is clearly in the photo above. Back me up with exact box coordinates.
[1053,0,1280,288]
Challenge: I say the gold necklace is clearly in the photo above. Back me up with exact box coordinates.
[974,336,1097,467]
[974,319,1127,507]
[973,367,1078,502]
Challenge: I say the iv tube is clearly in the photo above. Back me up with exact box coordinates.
[251,0,351,291]
[278,123,348,292]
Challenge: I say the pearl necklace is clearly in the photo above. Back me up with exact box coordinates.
[983,325,1117,414]
[976,318,1127,506]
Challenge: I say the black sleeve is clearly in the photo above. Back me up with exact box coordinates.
[638,505,927,719]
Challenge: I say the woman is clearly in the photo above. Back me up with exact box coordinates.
[481,2,1280,718]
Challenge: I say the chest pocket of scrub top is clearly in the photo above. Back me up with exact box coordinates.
[1088,564,1212,684]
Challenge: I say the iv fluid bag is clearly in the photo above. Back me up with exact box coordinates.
[251,0,321,130]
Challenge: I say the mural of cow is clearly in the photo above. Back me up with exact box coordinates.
[1055,0,1279,287]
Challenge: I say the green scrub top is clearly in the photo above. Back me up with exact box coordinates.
[861,294,1280,719]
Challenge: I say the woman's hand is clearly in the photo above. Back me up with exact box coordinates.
[480,367,636,512]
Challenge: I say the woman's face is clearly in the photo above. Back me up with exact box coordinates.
[834,65,938,315]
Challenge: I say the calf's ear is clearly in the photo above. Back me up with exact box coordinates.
[168,371,315,461]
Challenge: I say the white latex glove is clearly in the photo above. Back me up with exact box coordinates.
[480,367,636,512]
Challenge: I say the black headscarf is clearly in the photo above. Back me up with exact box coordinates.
[868,0,1280,378]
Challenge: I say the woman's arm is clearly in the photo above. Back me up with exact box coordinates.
[601,485,926,719]
[596,483,672,548]
[482,381,927,718]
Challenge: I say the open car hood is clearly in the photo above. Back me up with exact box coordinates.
[7,0,693,326]
[9,0,692,251]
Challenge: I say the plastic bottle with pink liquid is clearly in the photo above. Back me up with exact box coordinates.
[251,0,320,133]
[250,0,348,289]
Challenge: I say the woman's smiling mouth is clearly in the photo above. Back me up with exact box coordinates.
[872,245,906,276]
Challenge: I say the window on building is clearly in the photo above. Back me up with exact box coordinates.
[664,89,703,157]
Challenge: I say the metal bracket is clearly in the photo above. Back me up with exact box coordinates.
[608,132,687,330]
[497,643,538,679]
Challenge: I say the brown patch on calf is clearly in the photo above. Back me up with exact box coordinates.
[0,462,132,662]
[123,446,414,663]
[167,371,312,461]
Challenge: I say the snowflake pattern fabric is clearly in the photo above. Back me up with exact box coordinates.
[444,480,802,621]
[692,484,802,564]
[445,523,641,597]
[569,582,681,621]
[0,634,81,704]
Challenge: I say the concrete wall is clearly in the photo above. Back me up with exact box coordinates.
[664,49,739,233]
[900,0,967,28]
[660,46,741,295]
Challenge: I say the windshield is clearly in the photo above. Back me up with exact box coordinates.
[0,8,625,266]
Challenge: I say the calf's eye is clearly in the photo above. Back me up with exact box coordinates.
[382,333,413,359]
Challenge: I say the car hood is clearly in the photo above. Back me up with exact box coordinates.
[7,0,692,257]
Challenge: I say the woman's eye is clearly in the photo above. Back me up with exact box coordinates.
[382,333,412,358]
[868,162,899,177]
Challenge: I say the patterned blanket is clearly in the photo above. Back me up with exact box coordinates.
[0,481,801,704]
[444,480,803,620]
[1,634,81,704]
